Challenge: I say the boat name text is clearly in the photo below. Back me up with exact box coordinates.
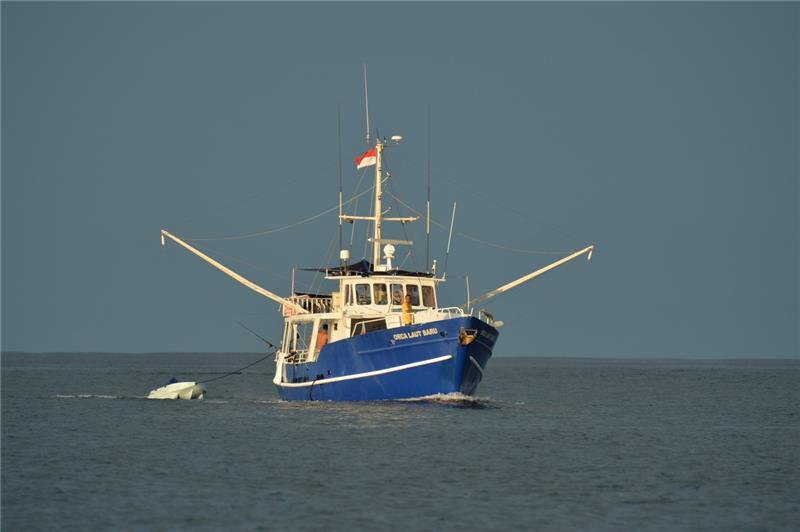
[393,328,439,341]
[480,330,497,342]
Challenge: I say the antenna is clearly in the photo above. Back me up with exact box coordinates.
[338,105,344,267]
[426,105,431,271]
[363,64,371,146]
[443,201,456,280]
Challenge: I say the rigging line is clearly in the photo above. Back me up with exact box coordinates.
[309,229,338,295]
[437,174,580,242]
[398,249,412,269]
[237,321,277,349]
[385,190,572,256]
[183,185,375,242]
[399,217,418,271]
[175,241,316,295]
[185,242,292,285]
[175,162,337,229]
[198,349,276,384]
[349,169,369,246]
[385,178,420,272]
[362,192,373,260]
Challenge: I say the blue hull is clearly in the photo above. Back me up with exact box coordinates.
[276,316,498,401]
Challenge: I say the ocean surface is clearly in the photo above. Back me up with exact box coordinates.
[2,354,798,531]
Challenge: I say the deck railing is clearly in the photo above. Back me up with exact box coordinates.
[408,306,466,325]
[282,294,332,316]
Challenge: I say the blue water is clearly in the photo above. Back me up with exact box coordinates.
[2,354,798,530]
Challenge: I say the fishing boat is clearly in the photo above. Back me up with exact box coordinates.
[160,77,593,401]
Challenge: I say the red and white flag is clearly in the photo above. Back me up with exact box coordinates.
[355,149,377,170]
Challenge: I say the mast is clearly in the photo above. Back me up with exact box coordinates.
[340,69,417,271]
[373,138,384,267]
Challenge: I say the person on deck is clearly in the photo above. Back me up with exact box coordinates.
[316,324,329,351]
[402,294,413,326]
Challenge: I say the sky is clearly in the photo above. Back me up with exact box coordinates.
[2,2,798,357]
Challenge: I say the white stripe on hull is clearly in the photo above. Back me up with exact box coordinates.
[277,354,453,388]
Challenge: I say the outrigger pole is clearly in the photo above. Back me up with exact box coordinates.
[160,229,308,314]
[464,245,594,309]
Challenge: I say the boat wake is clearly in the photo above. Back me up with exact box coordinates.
[53,394,123,400]
[399,392,495,408]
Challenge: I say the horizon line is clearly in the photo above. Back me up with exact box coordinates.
[1,351,798,361]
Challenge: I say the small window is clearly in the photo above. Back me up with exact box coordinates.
[344,285,351,305]
[407,284,420,306]
[355,283,371,305]
[391,284,404,305]
[351,318,387,336]
[422,285,436,308]
[373,283,388,305]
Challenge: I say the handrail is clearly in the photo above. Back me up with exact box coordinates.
[435,306,466,315]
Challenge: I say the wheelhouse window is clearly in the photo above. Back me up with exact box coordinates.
[407,284,420,306]
[422,285,436,308]
[391,284,404,305]
[355,283,371,305]
[344,284,351,305]
[373,283,388,305]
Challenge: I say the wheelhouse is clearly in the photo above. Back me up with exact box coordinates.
[341,277,437,311]
[276,268,465,366]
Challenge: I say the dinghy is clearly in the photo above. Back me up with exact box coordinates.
[147,379,205,400]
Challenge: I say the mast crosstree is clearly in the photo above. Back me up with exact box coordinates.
[341,136,418,270]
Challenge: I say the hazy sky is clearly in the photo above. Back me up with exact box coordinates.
[2,2,798,357]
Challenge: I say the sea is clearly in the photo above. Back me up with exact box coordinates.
[2,353,798,531]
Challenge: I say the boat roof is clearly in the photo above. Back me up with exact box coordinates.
[299,259,434,278]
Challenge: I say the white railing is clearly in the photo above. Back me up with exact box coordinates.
[412,306,465,325]
[478,309,503,328]
[282,295,332,316]
[351,317,389,336]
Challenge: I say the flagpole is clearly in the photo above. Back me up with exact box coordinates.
[373,139,384,268]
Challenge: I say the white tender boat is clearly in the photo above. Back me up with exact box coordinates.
[147,381,205,400]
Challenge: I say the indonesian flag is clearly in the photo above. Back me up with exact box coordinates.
[355,148,377,170]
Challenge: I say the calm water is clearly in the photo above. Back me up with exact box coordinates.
[2,354,798,531]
